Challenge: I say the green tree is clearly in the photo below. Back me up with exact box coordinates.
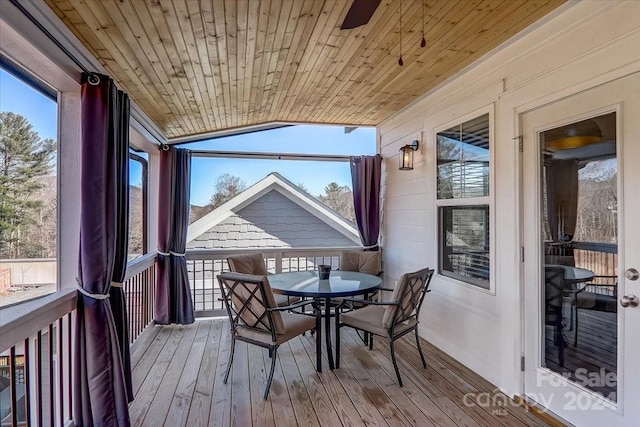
[296,182,310,194]
[209,174,247,209]
[317,182,355,222]
[0,112,55,258]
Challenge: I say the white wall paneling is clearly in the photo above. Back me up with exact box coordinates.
[378,0,640,396]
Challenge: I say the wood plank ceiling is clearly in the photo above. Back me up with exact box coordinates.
[44,0,566,140]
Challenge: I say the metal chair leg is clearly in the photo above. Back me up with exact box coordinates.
[415,328,427,368]
[569,302,574,331]
[264,346,278,399]
[357,330,368,345]
[368,334,373,350]
[574,305,579,347]
[390,340,403,387]
[223,336,236,384]
[335,305,341,369]
[558,331,565,367]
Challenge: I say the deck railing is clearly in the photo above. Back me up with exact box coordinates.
[123,253,157,344]
[0,254,158,426]
[186,246,361,316]
[0,289,76,426]
[573,242,618,296]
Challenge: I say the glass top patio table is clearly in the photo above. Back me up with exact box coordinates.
[545,264,595,284]
[268,270,382,298]
[545,264,596,347]
[269,270,382,372]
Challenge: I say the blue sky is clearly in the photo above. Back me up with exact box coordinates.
[187,126,375,206]
[1,68,376,205]
[0,70,57,140]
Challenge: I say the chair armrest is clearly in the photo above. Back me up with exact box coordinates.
[378,286,395,292]
[268,299,316,312]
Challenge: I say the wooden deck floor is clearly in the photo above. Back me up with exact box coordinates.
[545,308,617,399]
[128,319,552,427]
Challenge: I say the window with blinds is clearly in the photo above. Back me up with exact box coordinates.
[436,113,491,289]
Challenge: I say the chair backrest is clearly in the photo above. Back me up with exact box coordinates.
[544,266,565,309]
[227,253,269,275]
[382,268,434,329]
[217,272,285,337]
[340,250,382,276]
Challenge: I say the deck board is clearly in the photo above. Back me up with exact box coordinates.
[143,324,199,426]
[130,326,187,426]
[165,322,210,427]
[248,341,275,426]
[129,318,554,427]
[208,324,232,427]
[545,307,617,399]
[185,320,222,427]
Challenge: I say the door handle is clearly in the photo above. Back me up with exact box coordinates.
[620,294,639,308]
[625,268,639,281]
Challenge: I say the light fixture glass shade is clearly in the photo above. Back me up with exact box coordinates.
[543,118,603,151]
[399,140,419,170]
[399,145,414,170]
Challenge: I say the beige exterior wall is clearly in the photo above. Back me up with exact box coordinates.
[378,0,640,397]
[0,259,56,286]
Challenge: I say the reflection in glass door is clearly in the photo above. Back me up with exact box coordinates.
[540,112,617,401]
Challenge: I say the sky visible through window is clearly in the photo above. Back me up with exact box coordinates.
[0,70,57,139]
[1,68,58,305]
[187,126,376,206]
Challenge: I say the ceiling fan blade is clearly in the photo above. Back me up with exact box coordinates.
[340,0,381,30]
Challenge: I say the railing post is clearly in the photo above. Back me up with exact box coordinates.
[275,251,283,274]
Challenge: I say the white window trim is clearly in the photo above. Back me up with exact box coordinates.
[1,21,82,291]
[433,104,496,295]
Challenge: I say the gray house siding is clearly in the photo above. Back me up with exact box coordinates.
[187,190,356,249]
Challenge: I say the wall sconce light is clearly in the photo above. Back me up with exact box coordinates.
[399,140,419,170]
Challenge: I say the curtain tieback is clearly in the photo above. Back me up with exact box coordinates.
[76,285,110,300]
[111,281,124,288]
[158,250,186,257]
[362,244,379,250]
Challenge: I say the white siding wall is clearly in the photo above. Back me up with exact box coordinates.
[378,0,640,396]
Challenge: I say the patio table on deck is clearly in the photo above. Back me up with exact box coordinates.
[545,264,595,340]
[268,270,382,372]
[546,264,595,296]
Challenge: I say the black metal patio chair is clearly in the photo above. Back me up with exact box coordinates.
[335,267,434,387]
[217,272,319,399]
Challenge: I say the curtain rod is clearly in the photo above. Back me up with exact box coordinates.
[9,0,93,76]
[190,150,352,162]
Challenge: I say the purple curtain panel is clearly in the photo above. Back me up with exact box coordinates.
[350,155,382,250]
[155,147,195,325]
[74,73,131,426]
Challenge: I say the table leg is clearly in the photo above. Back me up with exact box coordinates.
[363,291,370,345]
[335,303,341,369]
[315,299,322,372]
[325,297,335,370]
